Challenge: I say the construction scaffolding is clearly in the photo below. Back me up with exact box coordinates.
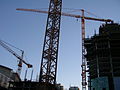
[85,23,120,90]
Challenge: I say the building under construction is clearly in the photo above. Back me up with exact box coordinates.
[85,23,120,90]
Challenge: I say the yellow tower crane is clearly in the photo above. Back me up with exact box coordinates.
[16,8,113,90]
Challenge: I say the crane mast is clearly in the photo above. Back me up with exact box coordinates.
[17,51,24,76]
[0,40,33,76]
[39,0,62,85]
[81,9,87,90]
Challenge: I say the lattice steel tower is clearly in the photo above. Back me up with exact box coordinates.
[39,0,62,85]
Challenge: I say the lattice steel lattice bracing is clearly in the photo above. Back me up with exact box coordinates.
[39,0,62,85]
[81,10,87,90]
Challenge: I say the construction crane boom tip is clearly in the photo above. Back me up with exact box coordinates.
[27,64,33,68]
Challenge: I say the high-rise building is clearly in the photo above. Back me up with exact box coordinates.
[85,23,120,90]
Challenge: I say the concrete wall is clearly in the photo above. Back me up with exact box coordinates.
[0,73,10,88]
[0,65,20,88]
[0,65,12,78]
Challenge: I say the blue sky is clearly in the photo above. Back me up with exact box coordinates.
[0,0,120,89]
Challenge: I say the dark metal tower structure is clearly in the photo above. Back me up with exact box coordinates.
[39,0,62,85]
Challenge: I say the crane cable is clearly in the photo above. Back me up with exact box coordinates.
[0,39,23,52]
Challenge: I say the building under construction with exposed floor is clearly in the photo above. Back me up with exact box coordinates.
[85,23,120,90]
